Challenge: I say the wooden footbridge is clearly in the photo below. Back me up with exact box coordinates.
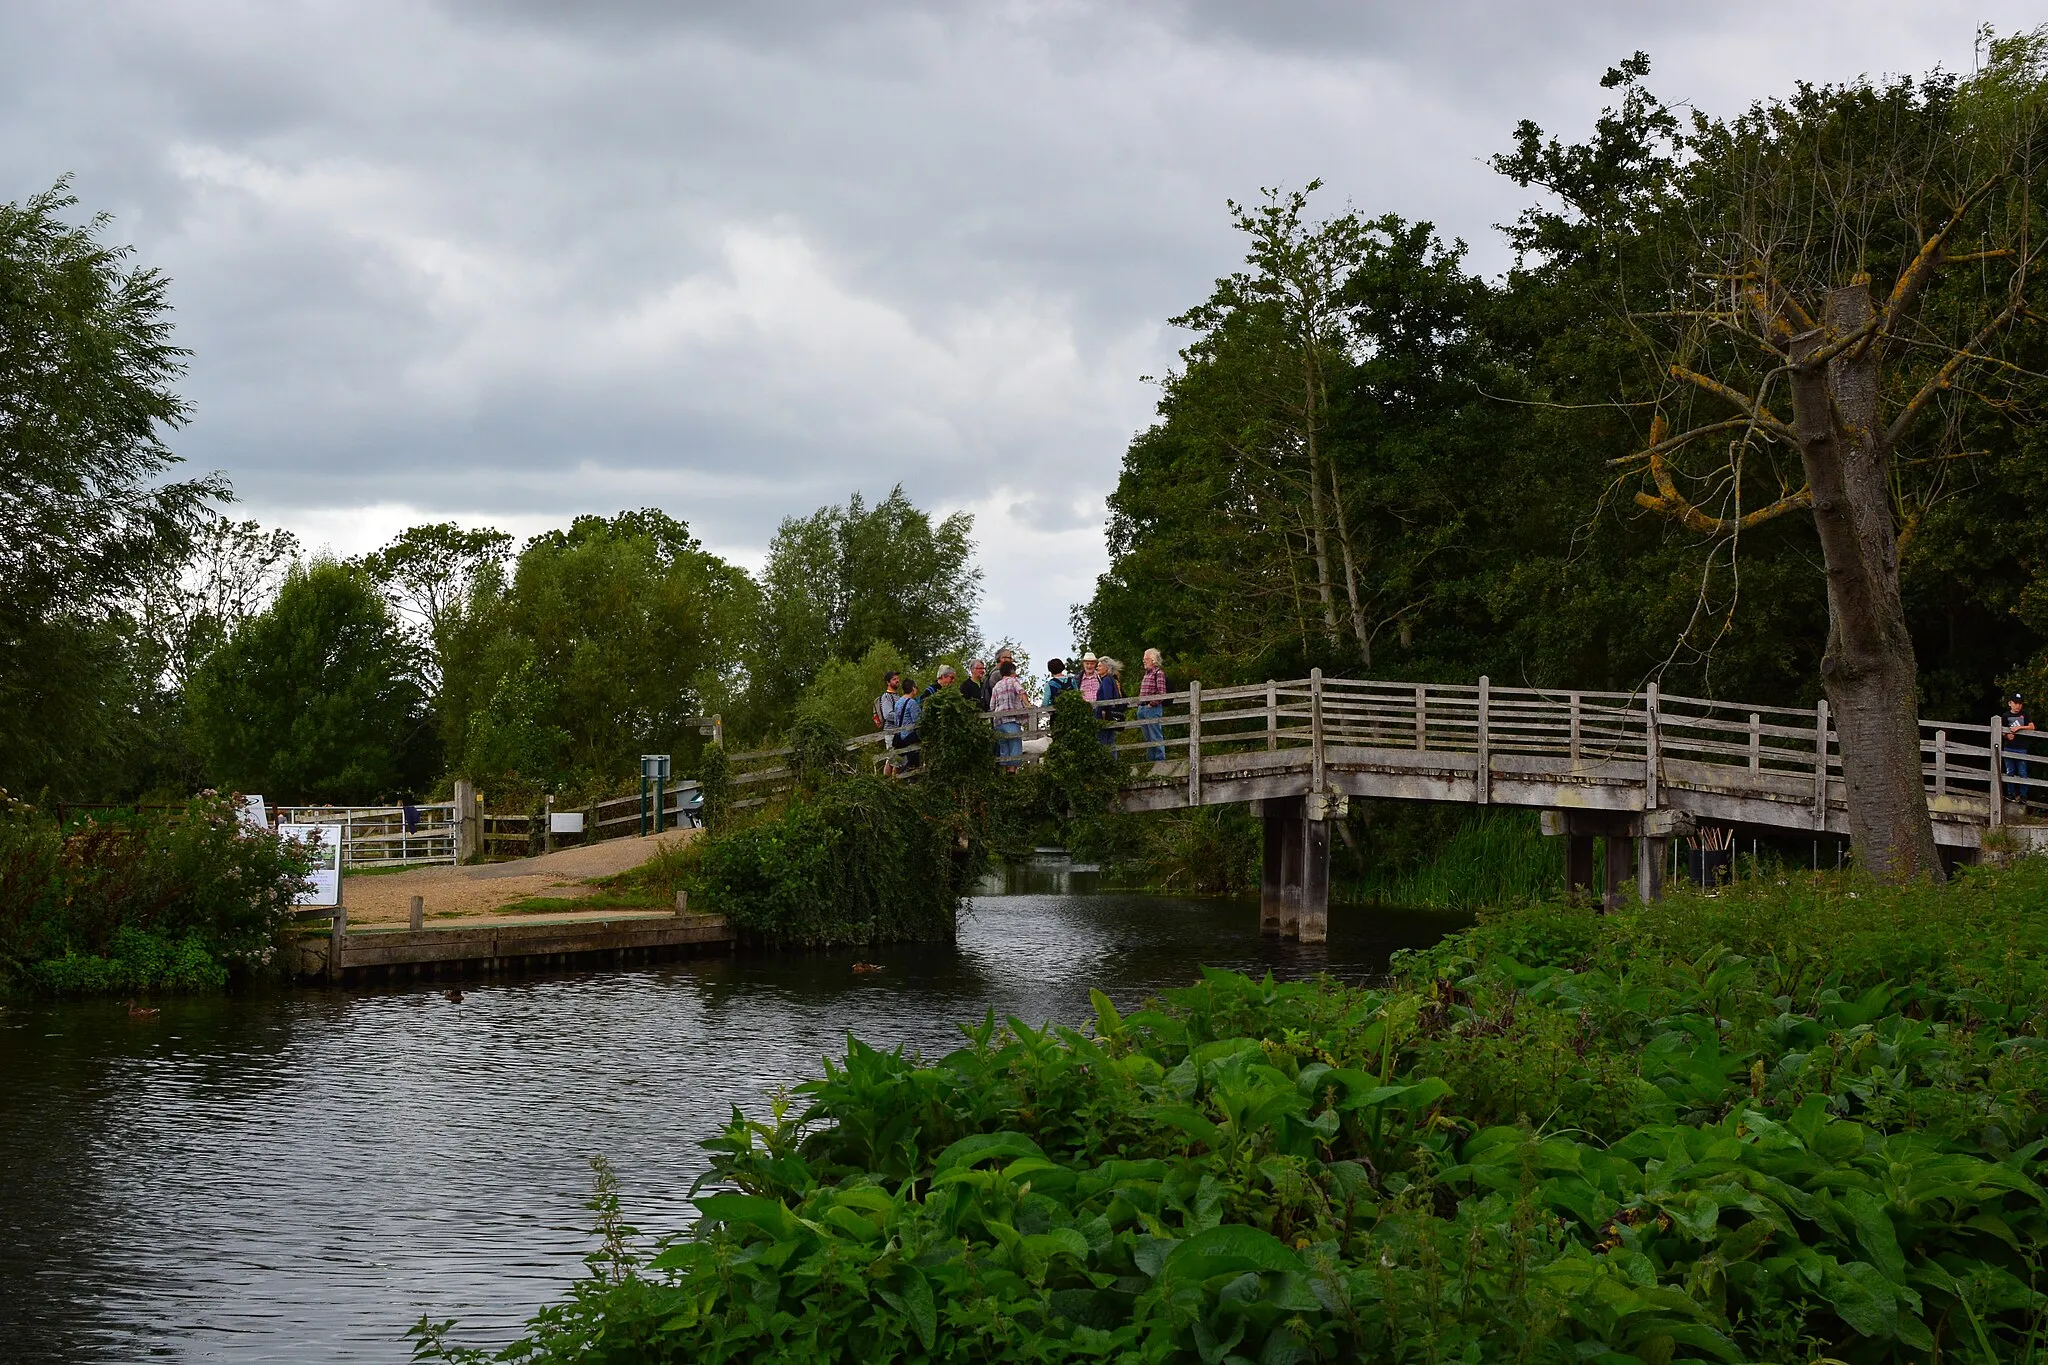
[725,672,2020,944]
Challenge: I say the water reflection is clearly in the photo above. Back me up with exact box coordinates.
[0,892,1464,1362]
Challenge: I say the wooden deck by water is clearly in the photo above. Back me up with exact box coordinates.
[291,906,733,984]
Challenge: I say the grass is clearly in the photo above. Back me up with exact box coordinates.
[494,890,674,915]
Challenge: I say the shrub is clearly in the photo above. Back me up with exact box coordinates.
[0,793,310,995]
[693,777,956,947]
[688,686,1019,948]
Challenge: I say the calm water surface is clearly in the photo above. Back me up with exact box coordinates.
[0,892,1464,1363]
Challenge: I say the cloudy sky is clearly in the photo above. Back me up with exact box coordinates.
[1,2,2035,650]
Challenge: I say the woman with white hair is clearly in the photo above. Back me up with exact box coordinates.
[1094,656,1125,749]
[1137,648,1167,762]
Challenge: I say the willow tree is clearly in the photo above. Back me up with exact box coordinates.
[1601,39,2044,878]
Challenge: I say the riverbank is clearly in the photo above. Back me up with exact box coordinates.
[428,860,2048,1362]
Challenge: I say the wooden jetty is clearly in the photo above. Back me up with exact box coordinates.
[725,670,2022,945]
[291,904,732,984]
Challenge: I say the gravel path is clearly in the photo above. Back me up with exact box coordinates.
[339,830,695,924]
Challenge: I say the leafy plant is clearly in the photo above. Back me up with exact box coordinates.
[421,862,2048,1362]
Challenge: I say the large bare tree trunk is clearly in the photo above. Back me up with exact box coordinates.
[1788,286,1943,881]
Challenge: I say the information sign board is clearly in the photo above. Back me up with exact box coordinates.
[278,823,344,906]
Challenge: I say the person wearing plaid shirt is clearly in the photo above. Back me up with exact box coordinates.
[1138,648,1167,761]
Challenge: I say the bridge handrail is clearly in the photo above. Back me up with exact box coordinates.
[715,673,2016,833]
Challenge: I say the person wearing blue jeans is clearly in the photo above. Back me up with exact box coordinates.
[2003,692,2034,805]
[1137,647,1167,762]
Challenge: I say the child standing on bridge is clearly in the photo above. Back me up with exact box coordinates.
[2004,692,2034,806]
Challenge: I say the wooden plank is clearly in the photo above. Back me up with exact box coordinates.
[1644,681,1660,808]
[1475,676,1490,805]
[1310,669,1325,795]
[1813,700,1831,829]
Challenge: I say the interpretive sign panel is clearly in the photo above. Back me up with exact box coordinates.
[238,794,268,833]
[278,823,344,906]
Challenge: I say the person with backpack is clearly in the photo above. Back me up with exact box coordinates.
[1042,658,1077,705]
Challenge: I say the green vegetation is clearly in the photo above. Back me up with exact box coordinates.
[187,558,438,804]
[676,689,1126,947]
[1,179,219,800]
[0,794,310,996]
[1080,43,2048,734]
[418,861,2048,1362]
[1102,805,1560,913]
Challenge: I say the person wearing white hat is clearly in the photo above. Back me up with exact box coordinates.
[1079,653,1101,703]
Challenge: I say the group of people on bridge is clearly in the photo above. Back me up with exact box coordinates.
[871,648,1170,771]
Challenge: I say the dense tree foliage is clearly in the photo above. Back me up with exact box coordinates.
[1083,46,2048,752]
[187,560,436,803]
[0,181,219,797]
[749,486,982,723]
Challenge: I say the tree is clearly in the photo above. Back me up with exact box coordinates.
[1166,185,1375,660]
[750,487,980,719]
[140,514,301,690]
[0,180,222,795]
[452,510,755,789]
[187,560,436,802]
[358,521,512,670]
[1510,42,2048,878]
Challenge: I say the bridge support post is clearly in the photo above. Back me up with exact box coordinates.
[1258,795,1330,941]
[1565,835,1596,905]
[1601,835,1633,913]
[1299,796,1333,944]
[1260,796,1303,936]
[1638,836,1668,906]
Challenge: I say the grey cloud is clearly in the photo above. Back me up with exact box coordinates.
[1,1,2033,649]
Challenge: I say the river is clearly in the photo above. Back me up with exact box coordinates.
[0,889,1464,1363]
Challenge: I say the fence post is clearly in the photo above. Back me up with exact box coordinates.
[1475,675,1490,805]
[1812,699,1831,830]
[1569,691,1582,763]
[1935,728,1948,799]
[1187,681,1203,807]
[1991,714,2005,827]
[409,895,424,931]
[328,901,348,984]
[543,794,555,853]
[1749,713,1762,776]
[1266,681,1277,752]
[453,778,478,862]
[1644,681,1660,809]
[1310,669,1325,795]
[1415,685,1427,751]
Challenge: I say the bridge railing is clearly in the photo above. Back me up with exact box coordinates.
[717,674,2024,829]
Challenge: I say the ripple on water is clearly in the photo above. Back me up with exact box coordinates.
[0,892,1463,1362]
